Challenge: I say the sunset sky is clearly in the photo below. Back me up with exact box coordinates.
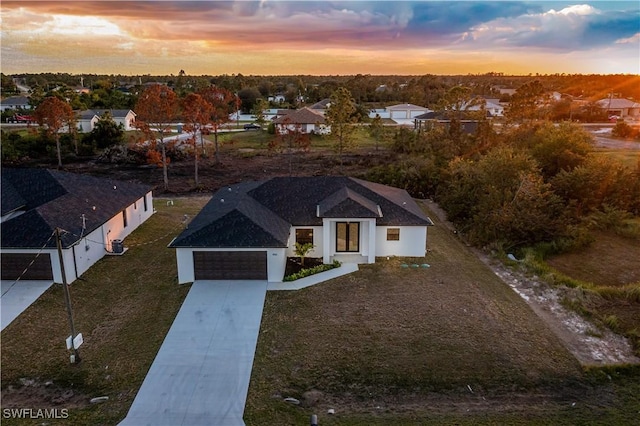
[1,1,639,76]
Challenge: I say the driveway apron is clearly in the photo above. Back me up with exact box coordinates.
[119,280,268,426]
[1,280,54,331]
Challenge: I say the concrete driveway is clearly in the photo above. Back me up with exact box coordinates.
[119,280,268,426]
[1,280,54,331]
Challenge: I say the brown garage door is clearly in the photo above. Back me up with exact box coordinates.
[1,253,54,280]
[193,251,267,280]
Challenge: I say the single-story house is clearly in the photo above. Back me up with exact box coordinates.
[169,176,434,283]
[596,98,640,119]
[272,107,328,134]
[0,96,32,112]
[1,169,154,284]
[414,111,490,134]
[76,109,137,133]
[386,103,430,120]
[267,94,286,104]
[309,99,331,110]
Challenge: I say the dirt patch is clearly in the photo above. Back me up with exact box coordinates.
[1,378,91,410]
[61,147,389,195]
[420,200,640,366]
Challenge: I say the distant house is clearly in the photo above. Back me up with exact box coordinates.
[1,169,154,284]
[308,99,331,111]
[77,110,100,133]
[272,107,327,134]
[0,96,31,112]
[267,94,286,104]
[414,111,490,134]
[76,109,137,133]
[596,98,640,119]
[169,176,434,283]
[385,103,430,120]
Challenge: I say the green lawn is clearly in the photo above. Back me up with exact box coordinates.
[593,147,640,169]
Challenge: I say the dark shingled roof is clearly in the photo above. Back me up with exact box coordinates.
[1,168,152,249]
[170,176,433,248]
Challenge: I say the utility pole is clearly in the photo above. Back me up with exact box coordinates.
[55,227,81,363]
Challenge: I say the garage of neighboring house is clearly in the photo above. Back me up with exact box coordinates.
[1,253,53,280]
[193,251,267,280]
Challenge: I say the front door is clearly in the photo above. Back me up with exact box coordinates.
[336,222,359,252]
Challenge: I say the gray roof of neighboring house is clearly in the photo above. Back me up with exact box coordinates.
[77,109,135,120]
[309,99,331,110]
[597,98,640,109]
[170,176,433,248]
[1,168,151,249]
[272,107,325,125]
[1,96,30,106]
[386,103,428,111]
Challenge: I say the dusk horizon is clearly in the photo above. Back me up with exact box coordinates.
[2,1,639,77]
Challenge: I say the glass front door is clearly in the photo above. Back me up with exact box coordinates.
[336,222,359,252]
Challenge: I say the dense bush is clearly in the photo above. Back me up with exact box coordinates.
[283,260,341,282]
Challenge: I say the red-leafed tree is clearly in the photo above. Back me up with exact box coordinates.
[33,96,75,168]
[135,84,179,190]
[182,93,213,187]
[198,86,238,163]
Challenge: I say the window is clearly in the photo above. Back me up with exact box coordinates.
[143,195,148,212]
[387,228,400,241]
[336,222,359,252]
[296,228,313,245]
[122,210,128,228]
[134,201,137,210]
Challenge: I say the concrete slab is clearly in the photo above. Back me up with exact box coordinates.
[267,263,359,291]
[119,280,267,426]
[1,280,54,331]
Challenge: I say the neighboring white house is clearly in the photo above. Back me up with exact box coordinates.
[76,109,137,133]
[169,177,434,283]
[0,96,32,112]
[268,94,286,104]
[385,103,430,120]
[596,98,640,119]
[1,169,154,284]
[272,107,328,134]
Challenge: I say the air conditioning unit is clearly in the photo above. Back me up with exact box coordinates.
[111,239,124,254]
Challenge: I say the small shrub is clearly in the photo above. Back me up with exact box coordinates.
[603,315,620,331]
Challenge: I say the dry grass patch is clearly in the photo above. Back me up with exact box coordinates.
[245,208,586,425]
[547,231,640,288]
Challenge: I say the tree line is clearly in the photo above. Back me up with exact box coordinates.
[366,118,640,252]
[4,72,639,114]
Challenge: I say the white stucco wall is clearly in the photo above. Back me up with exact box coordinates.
[51,191,154,284]
[174,247,287,284]
[375,226,427,257]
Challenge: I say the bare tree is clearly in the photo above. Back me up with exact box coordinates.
[182,93,213,188]
[135,84,179,190]
[199,86,238,163]
[325,87,357,172]
[270,115,310,176]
